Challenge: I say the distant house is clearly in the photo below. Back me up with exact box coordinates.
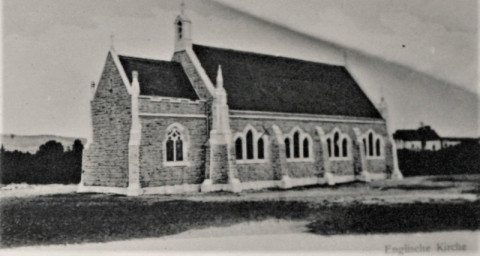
[441,137,480,148]
[393,125,441,151]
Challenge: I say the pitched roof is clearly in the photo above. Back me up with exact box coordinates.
[393,130,421,141]
[118,55,199,100]
[193,44,382,119]
[394,126,441,141]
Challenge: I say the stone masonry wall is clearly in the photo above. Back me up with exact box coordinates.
[138,100,208,187]
[82,53,131,187]
[230,116,392,181]
[139,98,206,115]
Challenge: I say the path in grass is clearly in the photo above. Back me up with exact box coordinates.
[1,192,479,248]
[6,222,478,252]
[1,174,479,248]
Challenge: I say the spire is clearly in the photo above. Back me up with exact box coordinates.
[173,1,192,52]
[110,33,115,51]
[131,71,140,96]
[216,65,223,89]
[180,1,185,16]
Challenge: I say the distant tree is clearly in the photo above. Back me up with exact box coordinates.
[1,139,85,185]
[72,139,84,154]
[37,140,64,156]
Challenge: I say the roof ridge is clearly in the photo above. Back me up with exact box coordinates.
[118,55,174,64]
[193,44,345,68]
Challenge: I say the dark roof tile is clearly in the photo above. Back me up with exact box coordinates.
[119,55,199,100]
[193,44,382,119]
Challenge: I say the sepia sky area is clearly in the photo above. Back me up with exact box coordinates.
[2,0,479,139]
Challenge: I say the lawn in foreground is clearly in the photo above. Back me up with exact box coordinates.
[1,193,479,248]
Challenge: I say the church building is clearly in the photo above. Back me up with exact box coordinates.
[79,11,402,196]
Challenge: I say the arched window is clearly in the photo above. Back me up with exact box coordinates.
[303,138,309,158]
[363,130,384,159]
[166,139,174,161]
[368,132,374,157]
[327,128,350,160]
[342,138,348,157]
[235,138,243,160]
[285,138,291,158]
[327,138,332,157]
[284,127,312,162]
[293,132,300,158]
[334,132,340,157]
[235,125,268,163]
[363,138,367,155]
[166,128,183,162]
[246,130,254,160]
[176,137,183,161]
[375,138,381,156]
[257,138,264,159]
[177,21,183,39]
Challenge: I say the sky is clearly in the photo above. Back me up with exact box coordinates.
[2,0,479,139]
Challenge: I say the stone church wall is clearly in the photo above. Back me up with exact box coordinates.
[229,116,392,182]
[137,99,208,187]
[82,53,131,187]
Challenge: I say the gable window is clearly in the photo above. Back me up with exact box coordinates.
[164,123,189,166]
[363,130,384,159]
[234,125,269,163]
[285,127,313,162]
[326,128,351,160]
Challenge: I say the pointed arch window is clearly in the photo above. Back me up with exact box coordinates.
[327,138,332,157]
[166,129,182,162]
[246,130,254,160]
[235,138,243,160]
[303,138,309,158]
[363,138,367,156]
[164,124,189,166]
[293,132,300,158]
[327,128,351,160]
[368,132,374,157]
[234,125,269,163]
[258,138,265,159]
[334,132,340,157]
[363,130,384,159]
[285,127,313,162]
[375,138,381,156]
[342,138,348,157]
[285,138,291,158]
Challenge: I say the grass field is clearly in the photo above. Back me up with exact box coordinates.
[1,175,479,248]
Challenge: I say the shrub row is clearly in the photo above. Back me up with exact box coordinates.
[0,140,83,184]
[398,142,480,176]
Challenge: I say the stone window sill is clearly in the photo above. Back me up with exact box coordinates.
[163,161,190,167]
[286,158,314,163]
[236,159,268,164]
[366,156,385,160]
[330,157,352,161]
